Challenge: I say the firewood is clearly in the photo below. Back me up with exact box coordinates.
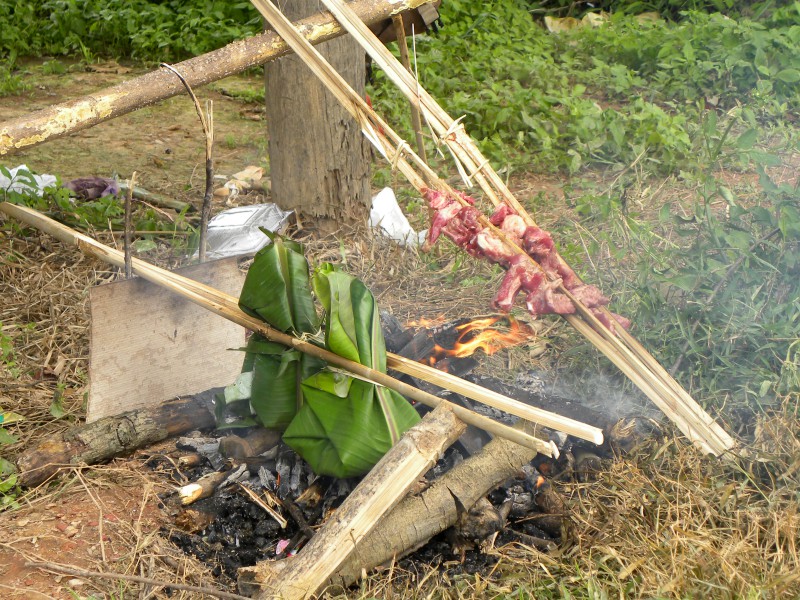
[239,404,465,600]
[178,470,231,505]
[0,0,438,157]
[16,396,215,488]
[239,421,542,594]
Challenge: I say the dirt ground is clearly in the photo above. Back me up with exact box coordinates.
[2,60,800,599]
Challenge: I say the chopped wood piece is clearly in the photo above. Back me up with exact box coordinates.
[240,420,541,593]
[239,404,466,600]
[178,470,231,505]
[16,396,215,488]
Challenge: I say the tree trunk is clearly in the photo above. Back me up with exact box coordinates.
[265,1,371,229]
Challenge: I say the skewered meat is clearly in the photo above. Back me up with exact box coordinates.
[592,309,631,333]
[493,255,543,311]
[421,188,627,329]
[500,214,527,241]
[475,230,516,266]
[489,203,516,225]
[526,282,575,316]
[569,284,609,309]
[428,199,462,244]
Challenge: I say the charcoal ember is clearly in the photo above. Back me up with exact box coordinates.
[534,477,565,515]
[499,464,538,518]
[274,446,314,499]
[449,497,505,550]
[573,448,602,483]
[426,446,465,479]
[258,466,278,491]
[176,435,224,469]
[166,489,299,583]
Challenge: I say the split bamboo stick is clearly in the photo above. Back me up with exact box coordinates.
[279,0,735,457]
[388,354,604,445]
[0,201,569,457]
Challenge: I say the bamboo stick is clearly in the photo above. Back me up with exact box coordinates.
[387,354,604,445]
[391,15,427,163]
[307,0,736,457]
[0,0,438,156]
[0,201,561,457]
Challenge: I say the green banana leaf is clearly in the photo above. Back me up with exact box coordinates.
[222,334,325,429]
[239,233,319,334]
[283,374,420,478]
[312,263,387,371]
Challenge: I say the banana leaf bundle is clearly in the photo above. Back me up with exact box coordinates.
[220,233,420,478]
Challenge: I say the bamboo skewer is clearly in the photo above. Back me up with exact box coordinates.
[294,0,735,457]
[0,201,582,456]
[3,197,598,443]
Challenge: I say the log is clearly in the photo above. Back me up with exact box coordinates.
[239,421,539,595]
[0,0,437,157]
[16,395,215,488]
[239,404,465,600]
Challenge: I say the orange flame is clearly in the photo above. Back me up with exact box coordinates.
[447,316,535,358]
[415,315,536,370]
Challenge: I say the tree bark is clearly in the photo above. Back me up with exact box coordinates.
[16,396,215,488]
[265,0,372,228]
[0,0,436,157]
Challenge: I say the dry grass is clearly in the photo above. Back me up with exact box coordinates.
[344,404,800,599]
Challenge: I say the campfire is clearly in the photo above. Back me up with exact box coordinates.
[0,1,740,598]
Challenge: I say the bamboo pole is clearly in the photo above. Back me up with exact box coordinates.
[303,0,736,457]
[391,15,427,163]
[0,201,565,457]
[0,0,438,157]
[388,354,604,445]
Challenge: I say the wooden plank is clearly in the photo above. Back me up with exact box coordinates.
[87,258,245,421]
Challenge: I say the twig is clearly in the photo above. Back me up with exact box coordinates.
[281,495,316,540]
[25,561,251,600]
[392,15,426,163]
[238,484,288,528]
[124,171,136,279]
[160,63,214,262]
